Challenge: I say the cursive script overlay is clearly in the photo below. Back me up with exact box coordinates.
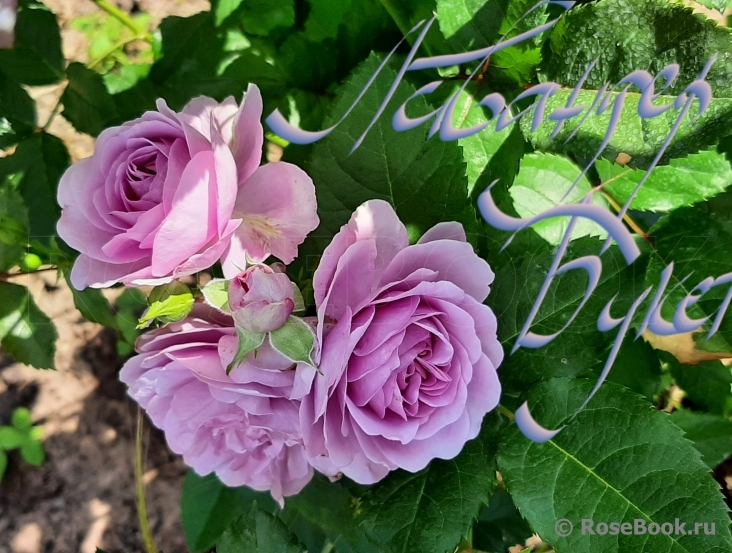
[266,0,726,442]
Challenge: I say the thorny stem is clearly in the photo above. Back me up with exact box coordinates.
[90,0,153,42]
[498,404,515,420]
[136,408,157,553]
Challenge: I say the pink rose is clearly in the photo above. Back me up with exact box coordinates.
[58,84,319,289]
[119,306,315,504]
[301,200,503,483]
[0,0,16,49]
[229,265,295,333]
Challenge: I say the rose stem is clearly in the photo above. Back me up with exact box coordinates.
[136,407,157,553]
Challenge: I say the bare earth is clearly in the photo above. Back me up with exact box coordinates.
[0,1,209,552]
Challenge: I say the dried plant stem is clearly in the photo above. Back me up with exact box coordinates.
[136,408,157,553]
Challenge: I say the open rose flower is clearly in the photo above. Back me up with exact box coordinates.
[58,84,318,289]
[229,264,295,334]
[119,306,315,504]
[301,200,503,483]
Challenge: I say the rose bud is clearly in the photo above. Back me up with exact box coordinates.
[229,265,295,334]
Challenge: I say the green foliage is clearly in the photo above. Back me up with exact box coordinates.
[307,53,477,254]
[137,281,194,328]
[509,152,610,245]
[0,407,45,480]
[181,471,277,553]
[664,353,732,415]
[598,148,732,212]
[218,504,307,553]
[357,413,501,553]
[0,281,56,369]
[269,316,315,366]
[498,378,732,552]
[671,410,732,469]
[61,63,120,137]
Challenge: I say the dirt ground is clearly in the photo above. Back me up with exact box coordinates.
[0,1,209,552]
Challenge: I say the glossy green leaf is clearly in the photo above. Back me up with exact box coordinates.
[61,62,119,137]
[137,281,194,328]
[269,316,315,367]
[202,278,230,313]
[598,149,732,212]
[0,281,56,369]
[181,471,277,553]
[0,174,29,273]
[0,450,7,480]
[0,72,36,148]
[212,0,244,25]
[498,378,732,552]
[0,0,64,85]
[0,133,69,244]
[521,89,732,168]
[545,0,732,96]
[665,353,732,415]
[472,489,534,553]
[646,206,732,354]
[218,503,306,553]
[65,273,117,329]
[509,153,610,245]
[307,53,476,254]
[358,413,501,553]
[671,410,732,469]
[304,0,352,41]
[437,0,547,84]
[592,337,662,402]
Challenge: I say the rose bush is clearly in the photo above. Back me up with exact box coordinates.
[302,200,503,483]
[57,84,318,289]
[119,305,315,505]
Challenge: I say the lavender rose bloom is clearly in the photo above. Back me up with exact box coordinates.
[120,307,315,504]
[0,0,16,49]
[58,84,318,289]
[229,264,295,333]
[301,200,503,483]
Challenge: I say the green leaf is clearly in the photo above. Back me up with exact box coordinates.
[598,149,732,212]
[238,0,295,36]
[137,281,194,329]
[0,133,69,244]
[646,206,732,354]
[672,410,732,469]
[279,474,364,550]
[304,0,353,41]
[509,153,610,245]
[269,316,315,366]
[0,281,56,369]
[201,278,230,313]
[0,426,25,450]
[307,53,476,253]
[498,378,732,552]
[0,450,7,480]
[545,0,732,98]
[472,489,534,553]
[181,471,278,553]
[61,63,120,137]
[0,174,30,273]
[0,0,64,85]
[11,407,32,431]
[291,283,305,313]
[486,234,650,393]
[453,89,516,198]
[665,354,732,415]
[64,273,117,329]
[212,0,244,25]
[227,328,266,374]
[358,413,501,553]
[695,0,732,12]
[114,288,147,357]
[592,336,662,402]
[0,72,36,148]
[218,503,306,553]
[20,439,44,466]
[437,0,547,84]
[522,89,732,168]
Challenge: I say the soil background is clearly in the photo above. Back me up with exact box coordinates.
[0,2,208,552]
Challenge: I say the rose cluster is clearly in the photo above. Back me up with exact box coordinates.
[57,89,503,505]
